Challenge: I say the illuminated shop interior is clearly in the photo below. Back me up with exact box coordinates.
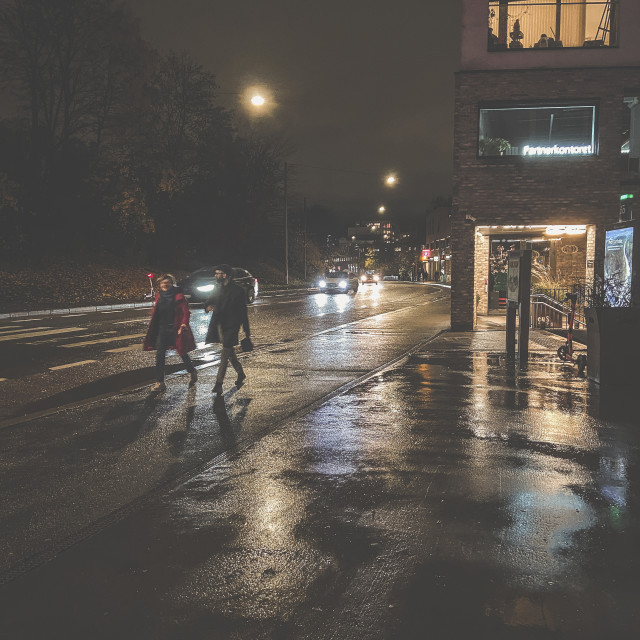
[476,224,589,311]
[488,1,618,51]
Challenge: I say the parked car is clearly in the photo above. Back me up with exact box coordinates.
[317,270,359,294]
[178,267,258,304]
[360,272,380,285]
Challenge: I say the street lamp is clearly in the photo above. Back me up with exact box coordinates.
[384,174,398,187]
[378,205,386,214]
[218,87,269,113]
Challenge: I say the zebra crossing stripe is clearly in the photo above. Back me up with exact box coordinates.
[60,333,146,348]
[50,360,97,371]
[0,327,87,342]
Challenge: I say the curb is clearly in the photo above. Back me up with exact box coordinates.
[0,301,154,320]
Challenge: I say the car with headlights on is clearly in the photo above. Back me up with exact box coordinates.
[317,270,359,294]
[178,267,258,304]
[360,272,380,285]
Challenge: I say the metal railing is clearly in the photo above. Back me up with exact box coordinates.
[530,292,587,330]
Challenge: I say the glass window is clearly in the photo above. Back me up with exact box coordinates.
[488,1,619,51]
[478,104,597,157]
[622,96,640,172]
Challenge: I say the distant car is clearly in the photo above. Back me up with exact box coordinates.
[360,272,380,285]
[317,270,359,294]
[178,266,258,304]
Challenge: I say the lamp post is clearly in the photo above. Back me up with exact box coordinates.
[284,161,289,285]
[223,89,289,282]
[303,197,308,282]
[281,167,400,286]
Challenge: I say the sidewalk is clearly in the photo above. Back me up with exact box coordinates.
[2,322,637,639]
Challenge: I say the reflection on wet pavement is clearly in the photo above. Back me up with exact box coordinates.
[152,351,640,637]
[1,346,639,639]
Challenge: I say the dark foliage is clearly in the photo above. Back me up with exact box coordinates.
[0,0,288,267]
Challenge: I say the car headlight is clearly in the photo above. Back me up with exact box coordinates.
[339,280,347,288]
[361,275,366,282]
[374,275,379,281]
[197,284,215,292]
[318,280,326,288]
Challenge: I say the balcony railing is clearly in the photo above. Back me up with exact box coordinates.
[488,1,619,51]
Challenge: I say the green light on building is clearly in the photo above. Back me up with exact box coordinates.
[620,194,634,201]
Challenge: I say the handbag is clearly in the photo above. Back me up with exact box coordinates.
[240,336,254,352]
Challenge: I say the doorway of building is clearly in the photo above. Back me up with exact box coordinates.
[488,232,587,311]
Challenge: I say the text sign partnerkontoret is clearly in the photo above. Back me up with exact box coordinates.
[522,144,593,156]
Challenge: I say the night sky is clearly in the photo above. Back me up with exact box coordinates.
[128,0,462,230]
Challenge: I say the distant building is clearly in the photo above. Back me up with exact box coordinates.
[347,221,397,246]
[326,220,419,276]
[452,0,640,329]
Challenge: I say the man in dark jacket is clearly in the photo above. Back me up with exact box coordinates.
[205,264,250,394]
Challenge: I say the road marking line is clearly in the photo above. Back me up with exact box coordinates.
[0,325,52,334]
[100,310,124,314]
[24,331,117,345]
[105,344,143,353]
[60,333,146,348]
[65,314,87,317]
[0,327,87,342]
[50,360,97,371]
[10,318,44,322]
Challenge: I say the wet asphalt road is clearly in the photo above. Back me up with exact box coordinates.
[0,284,449,576]
[0,284,445,421]
[2,291,640,639]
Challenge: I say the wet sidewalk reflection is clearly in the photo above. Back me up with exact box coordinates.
[1,332,639,639]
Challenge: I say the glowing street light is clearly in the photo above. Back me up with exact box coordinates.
[378,205,386,214]
[384,174,397,187]
[219,86,270,112]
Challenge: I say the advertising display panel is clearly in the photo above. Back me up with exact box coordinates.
[605,225,634,307]
[507,254,520,302]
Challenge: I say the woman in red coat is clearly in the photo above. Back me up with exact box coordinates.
[143,274,197,392]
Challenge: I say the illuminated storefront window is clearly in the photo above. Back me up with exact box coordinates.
[479,104,597,157]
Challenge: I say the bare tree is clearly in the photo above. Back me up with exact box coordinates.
[0,0,145,172]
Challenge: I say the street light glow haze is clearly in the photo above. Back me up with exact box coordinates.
[128,0,462,229]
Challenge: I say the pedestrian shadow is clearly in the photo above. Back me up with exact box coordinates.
[165,386,197,456]
[70,389,165,455]
[211,392,251,450]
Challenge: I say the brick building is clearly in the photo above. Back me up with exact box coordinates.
[451,0,640,330]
